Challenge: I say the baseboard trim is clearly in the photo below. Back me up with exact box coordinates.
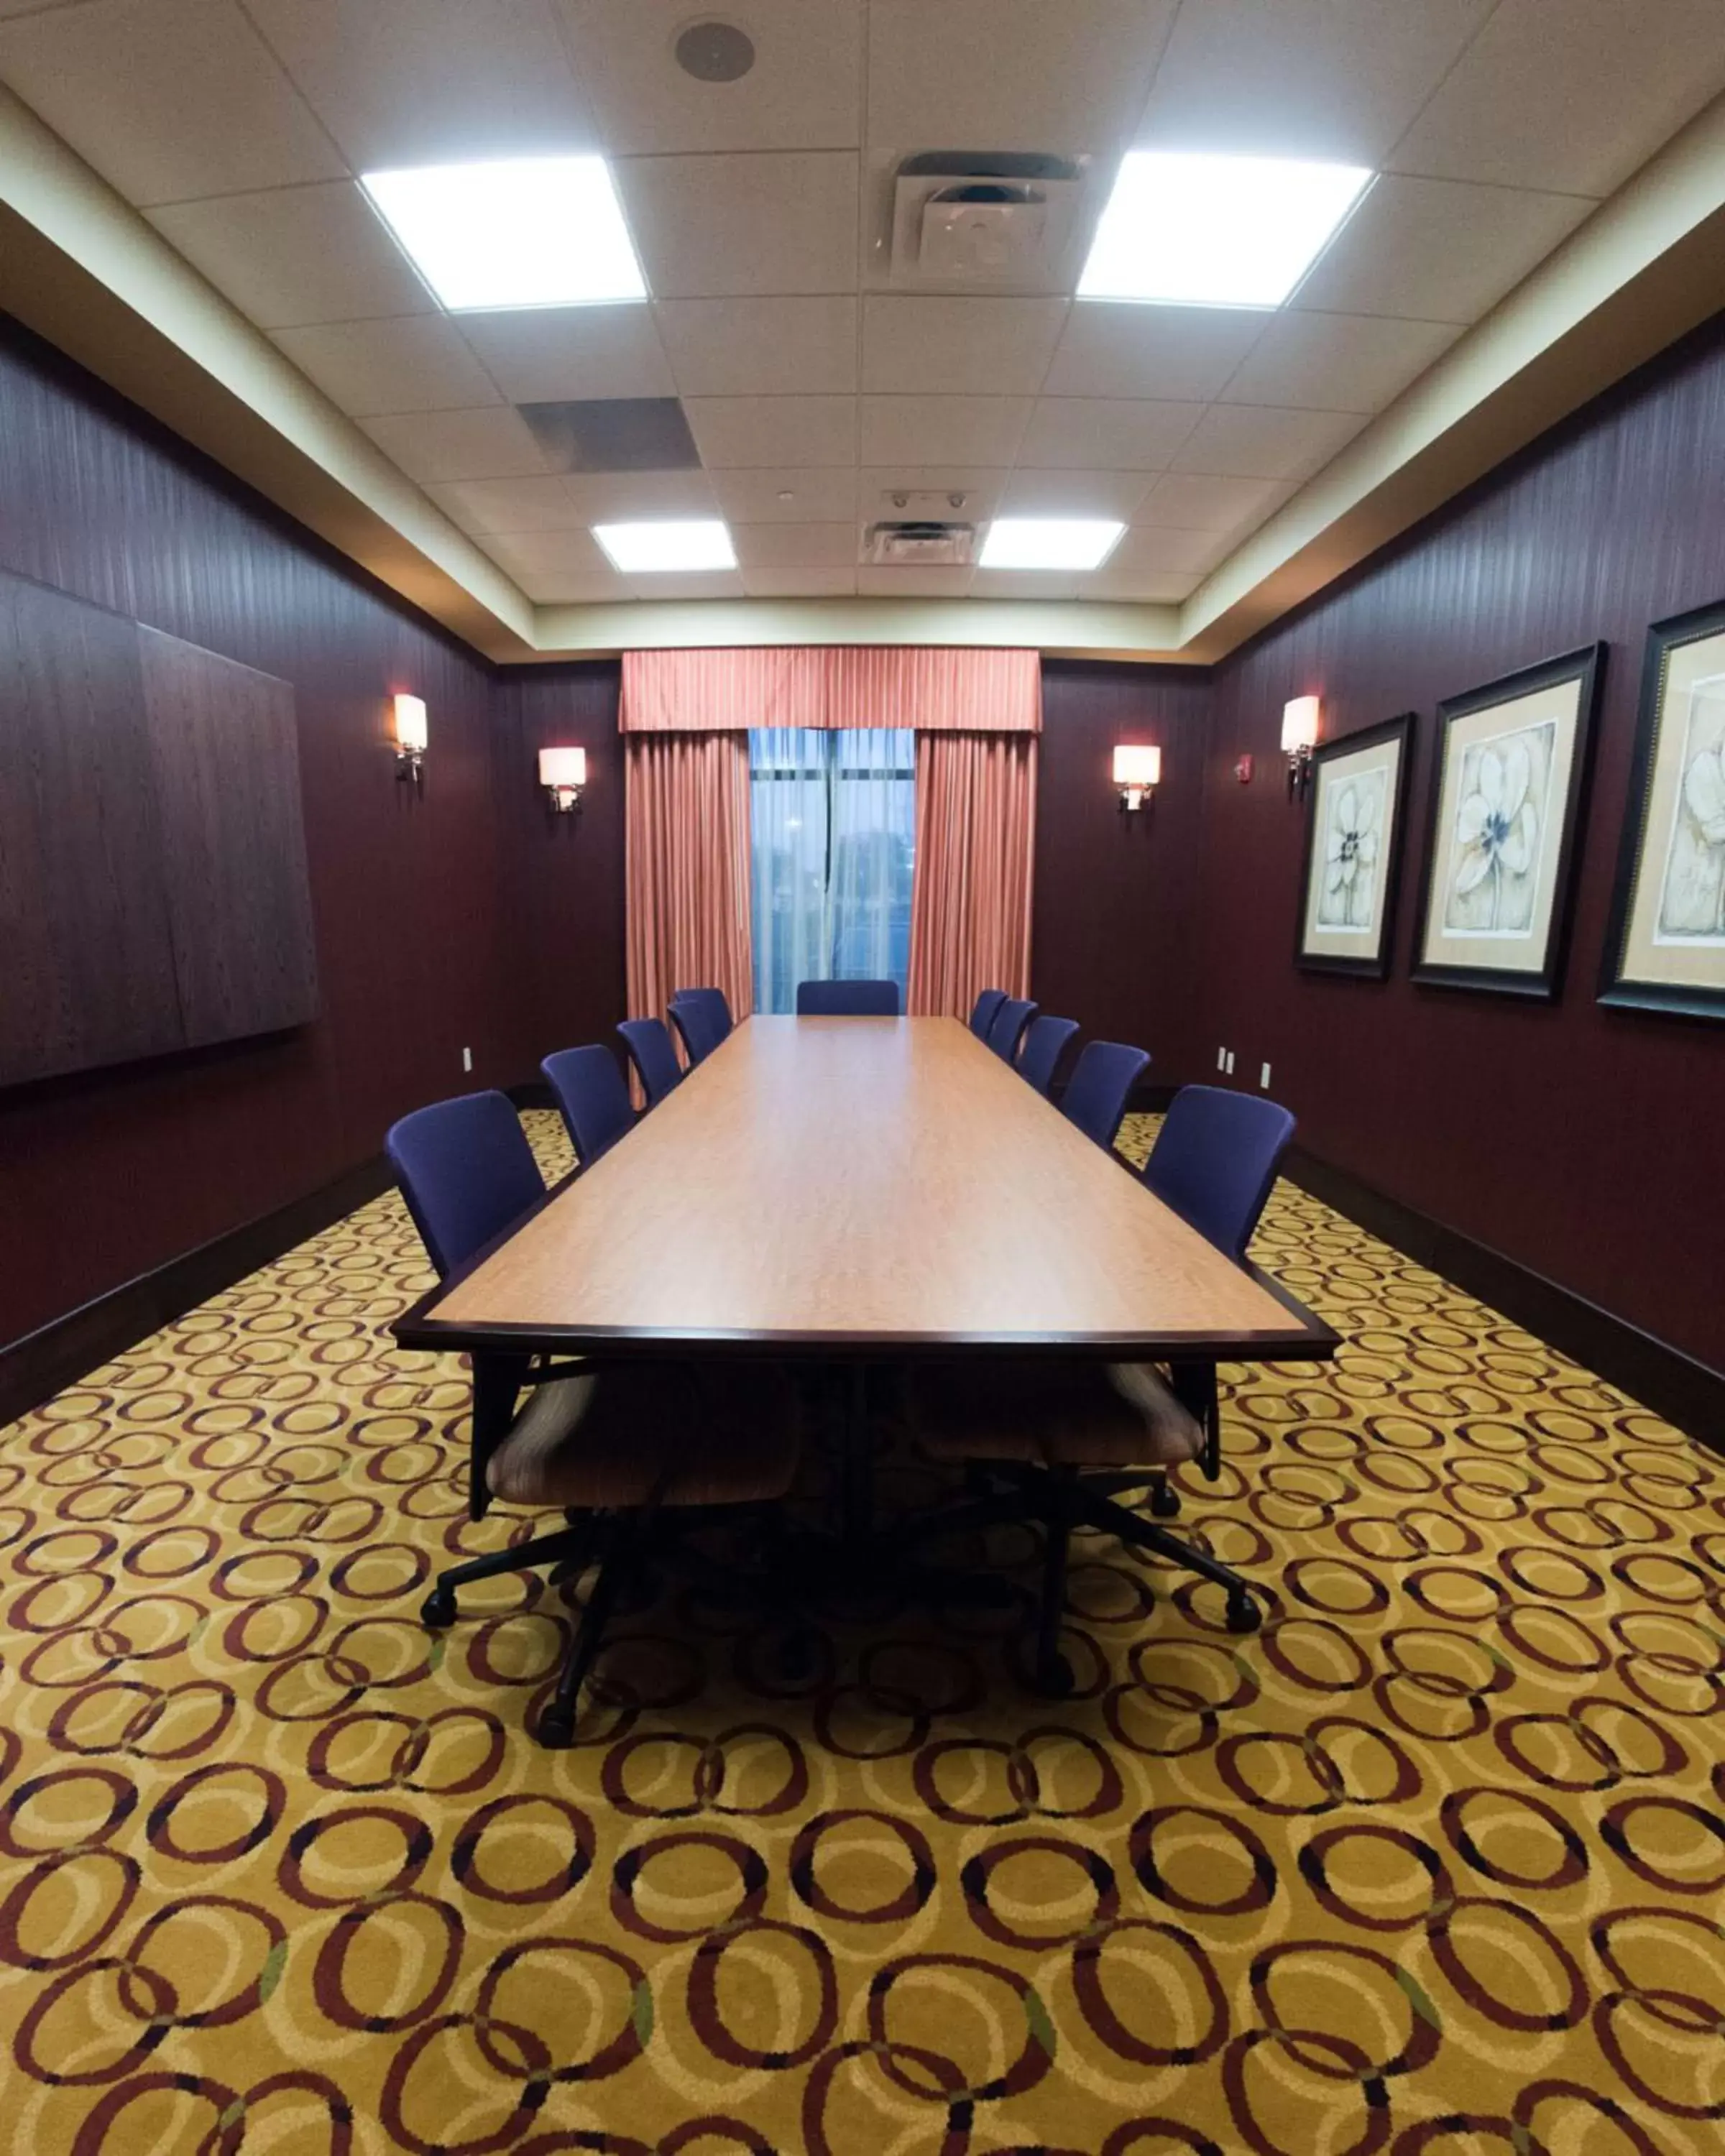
[1286,1146,1724,1452]
[0,1154,393,1429]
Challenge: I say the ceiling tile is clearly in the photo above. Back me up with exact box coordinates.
[1110,526,1231,575]
[242,0,597,168]
[1016,397,1205,470]
[969,569,1087,601]
[997,469,1153,518]
[859,467,1007,520]
[1044,305,1269,400]
[709,469,860,523]
[272,317,502,415]
[1388,0,1725,196]
[868,1,1177,153]
[421,475,581,535]
[145,182,434,329]
[860,397,1031,466]
[684,396,857,468]
[860,297,1070,395]
[731,523,860,568]
[562,0,862,154]
[1136,0,1494,163]
[656,298,858,395]
[0,0,346,205]
[742,566,859,597]
[857,566,975,597]
[625,570,747,600]
[1220,312,1462,412]
[1137,472,1293,532]
[456,307,673,402]
[359,407,556,481]
[475,530,627,602]
[1170,404,1368,480]
[618,153,857,298]
[1292,175,1591,323]
[560,470,719,520]
[474,525,609,571]
[1085,566,1202,602]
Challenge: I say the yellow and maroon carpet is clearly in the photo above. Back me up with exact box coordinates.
[1,1113,1720,2155]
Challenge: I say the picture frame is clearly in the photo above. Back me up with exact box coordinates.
[1411,643,1605,1000]
[1599,597,1725,1021]
[1294,711,1415,979]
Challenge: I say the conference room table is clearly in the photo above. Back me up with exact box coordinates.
[395,1017,1338,1516]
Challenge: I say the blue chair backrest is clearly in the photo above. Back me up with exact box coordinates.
[1060,1041,1151,1150]
[796,980,900,1015]
[386,1091,544,1279]
[987,996,1038,1059]
[1017,1015,1080,1095]
[672,987,732,1041]
[669,996,727,1066]
[969,988,1008,1039]
[1142,1086,1296,1263]
[541,1045,633,1166]
[617,1017,684,1105]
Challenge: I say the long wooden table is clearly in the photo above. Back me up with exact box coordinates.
[395,1017,1336,1367]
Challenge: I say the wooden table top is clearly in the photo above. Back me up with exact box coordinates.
[395,1018,1335,1362]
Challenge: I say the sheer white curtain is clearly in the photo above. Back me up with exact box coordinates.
[749,727,915,1013]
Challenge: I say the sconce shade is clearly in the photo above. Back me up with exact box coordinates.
[1112,744,1162,788]
[538,746,587,791]
[1281,696,1320,754]
[393,694,428,754]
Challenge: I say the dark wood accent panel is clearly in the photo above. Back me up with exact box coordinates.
[139,625,319,1046]
[1199,312,1725,1378]
[0,572,183,1084]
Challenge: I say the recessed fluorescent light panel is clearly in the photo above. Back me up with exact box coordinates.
[1079,151,1372,308]
[979,519,1124,571]
[361,157,647,310]
[593,520,737,573]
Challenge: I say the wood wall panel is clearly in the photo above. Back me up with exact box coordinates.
[139,626,318,1049]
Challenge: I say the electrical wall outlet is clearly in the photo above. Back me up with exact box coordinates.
[1224,1050,1236,1075]
[1216,1046,1228,1071]
[1261,1062,1271,1089]
[461,1046,472,1072]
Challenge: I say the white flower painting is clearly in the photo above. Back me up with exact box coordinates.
[1442,719,1556,936]
[1655,673,1725,942]
[1317,769,1386,930]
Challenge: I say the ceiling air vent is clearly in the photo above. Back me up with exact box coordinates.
[865,521,976,568]
[888,152,1087,287]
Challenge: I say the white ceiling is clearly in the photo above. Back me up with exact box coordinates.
[2,0,1724,605]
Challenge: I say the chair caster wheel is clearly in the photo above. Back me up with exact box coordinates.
[1034,1652,1076,1698]
[420,1589,456,1628]
[1225,1593,1261,1635]
[1150,1480,1181,1517]
[537,1708,575,1749]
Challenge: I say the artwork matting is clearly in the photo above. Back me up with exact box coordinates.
[1294,711,1414,980]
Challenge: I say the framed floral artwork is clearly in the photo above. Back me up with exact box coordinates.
[1295,711,1414,978]
[1412,643,1604,999]
[1600,599,1725,1020]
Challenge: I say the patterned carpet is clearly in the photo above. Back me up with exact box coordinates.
[2,1110,1721,2156]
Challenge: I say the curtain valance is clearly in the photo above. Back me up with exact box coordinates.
[620,647,1041,734]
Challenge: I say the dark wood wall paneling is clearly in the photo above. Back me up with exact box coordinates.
[0,315,531,1349]
[1197,315,1725,1373]
[1034,663,1213,1082]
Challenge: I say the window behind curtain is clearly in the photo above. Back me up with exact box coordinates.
[749,727,915,1015]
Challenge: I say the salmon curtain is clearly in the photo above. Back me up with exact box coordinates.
[907,732,1038,1018]
[624,732,754,1031]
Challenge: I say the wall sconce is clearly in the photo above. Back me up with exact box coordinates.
[393,694,428,791]
[1282,696,1320,802]
[1113,742,1162,813]
[538,745,586,814]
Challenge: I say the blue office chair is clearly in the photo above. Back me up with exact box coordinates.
[906,1084,1299,1692]
[1143,1086,1297,1263]
[671,987,733,1042]
[387,1089,799,1746]
[542,1045,634,1166]
[796,980,901,1015]
[1059,1041,1150,1148]
[969,988,1008,1039]
[617,1016,684,1105]
[1016,1015,1080,1096]
[669,996,728,1067]
[986,996,1039,1061]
